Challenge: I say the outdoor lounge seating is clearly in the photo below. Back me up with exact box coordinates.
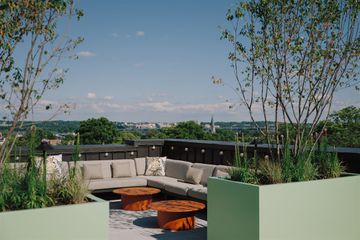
[63,158,229,201]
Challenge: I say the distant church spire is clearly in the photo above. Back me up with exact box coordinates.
[210,116,216,134]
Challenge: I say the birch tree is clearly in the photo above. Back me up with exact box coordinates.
[219,0,359,158]
[0,0,83,165]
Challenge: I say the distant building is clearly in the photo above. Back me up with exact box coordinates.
[210,116,216,134]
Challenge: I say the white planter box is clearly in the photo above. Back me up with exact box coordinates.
[208,175,360,240]
[0,194,109,240]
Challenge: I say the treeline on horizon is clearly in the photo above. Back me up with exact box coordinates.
[0,106,359,148]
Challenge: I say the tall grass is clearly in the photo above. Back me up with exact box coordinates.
[228,133,258,184]
[227,132,343,185]
[0,130,87,212]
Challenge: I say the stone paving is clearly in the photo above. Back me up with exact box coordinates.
[109,201,207,240]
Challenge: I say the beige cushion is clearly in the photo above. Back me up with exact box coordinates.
[216,169,230,178]
[86,177,147,191]
[134,157,146,175]
[165,159,192,180]
[140,176,178,189]
[145,157,166,176]
[188,187,207,201]
[185,167,203,184]
[84,163,104,180]
[214,165,232,177]
[77,160,112,179]
[165,181,203,196]
[192,163,216,186]
[112,162,132,178]
[111,159,137,177]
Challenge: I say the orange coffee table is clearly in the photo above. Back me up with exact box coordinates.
[113,187,160,211]
[149,200,206,231]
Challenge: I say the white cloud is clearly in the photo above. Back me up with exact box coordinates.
[125,34,131,38]
[104,96,113,100]
[138,101,229,113]
[78,51,96,57]
[87,92,97,99]
[136,31,145,37]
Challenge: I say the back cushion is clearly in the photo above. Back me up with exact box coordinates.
[112,161,132,178]
[79,160,112,179]
[192,163,216,186]
[165,159,192,180]
[111,159,137,177]
[83,163,104,180]
[214,165,232,177]
[134,157,146,175]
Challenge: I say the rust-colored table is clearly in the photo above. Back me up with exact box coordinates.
[149,200,206,231]
[113,187,160,211]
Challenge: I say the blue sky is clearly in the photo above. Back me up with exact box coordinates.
[21,0,359,122]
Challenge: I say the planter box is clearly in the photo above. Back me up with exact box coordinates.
[208,175,360,240]
[0,194,109,240]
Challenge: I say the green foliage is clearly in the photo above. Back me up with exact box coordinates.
[318,106,360,147]
[161,121,209,139]
[78,117,119,144]
[48,172,87,205]
[228,133,258,184]
[259,160,283,184]
[115,131,142,144]
[0,129,87,212]
[221,0,360,158]
[316,137,344,179]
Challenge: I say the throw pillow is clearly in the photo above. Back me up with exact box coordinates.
[83,163,104,180]
[185,167,204,185]
[35,154,63,179]
[145,156,166,176]
[112,162,132,178]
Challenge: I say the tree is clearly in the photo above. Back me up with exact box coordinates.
[0,0,83,165]
[161,121,210,139]
[318,106,360,147]
[217,0,359,158]
[78,117,119,144]
[116,131,141,144]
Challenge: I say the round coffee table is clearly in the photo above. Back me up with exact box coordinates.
[149,200,206,231]
[113,187,161,211]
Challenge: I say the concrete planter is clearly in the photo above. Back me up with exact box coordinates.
[0,194,108,240]
[208,175,360,240]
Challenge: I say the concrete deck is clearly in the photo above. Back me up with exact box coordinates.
[109,201,207,240]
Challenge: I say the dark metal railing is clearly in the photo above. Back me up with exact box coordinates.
[9,139,360,173]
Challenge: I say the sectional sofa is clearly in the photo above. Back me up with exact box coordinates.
[65,158,230,201]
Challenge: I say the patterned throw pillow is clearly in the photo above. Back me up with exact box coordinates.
[145,157,166,176]
[35,154,63,179]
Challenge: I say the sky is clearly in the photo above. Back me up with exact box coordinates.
[15,0,360,122]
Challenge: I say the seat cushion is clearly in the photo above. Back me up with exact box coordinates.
[164,181,203,196]
[165,159,192,180]
[140,176,178,189]
[134,157,146,175]
[86,177,147,191]
[192,163,216,186]
[188,187,207,201]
